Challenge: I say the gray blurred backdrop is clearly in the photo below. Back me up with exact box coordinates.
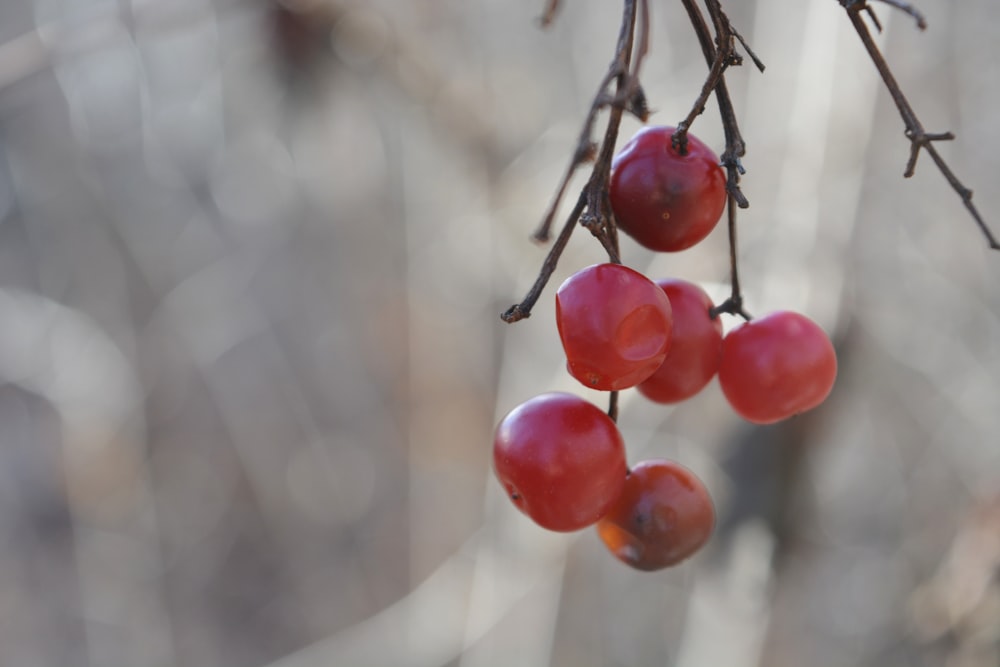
[0,0,998,666]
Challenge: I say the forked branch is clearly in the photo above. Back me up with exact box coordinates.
[677,0,763,318]
[502,0,645,323]
[841,0,1000,250]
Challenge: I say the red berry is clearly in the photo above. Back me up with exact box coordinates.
[493,393,628,532]
[637,279,723,404]
[718,311,837,424]
[609,126,727,252]
[597,459,715,571]
[556,263,673,391]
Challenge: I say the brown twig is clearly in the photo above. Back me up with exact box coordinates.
[540,0,561,28]
[676,0,759,210]
[871,0,927,29]
[531,65,618,243]
[532,0,650,242]
[710,193,753,321]
[514,0,646,423]
[841,1,1000,250]
[674,0,763,315]
[501,194,587,323]
[503,0,641,322]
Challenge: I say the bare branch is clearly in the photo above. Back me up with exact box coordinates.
[710,194,753,321]
[677,0,756,208]
[502,194,587,323]
[874,0,927,29]
[842,1,999,250]
[504,0,642,321]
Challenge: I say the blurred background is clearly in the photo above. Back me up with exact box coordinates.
[0,0,998,665]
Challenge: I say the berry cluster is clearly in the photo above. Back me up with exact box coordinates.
[494,126,838,571]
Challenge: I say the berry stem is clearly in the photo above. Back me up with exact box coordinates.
[676,0,761,210]
[677,0,758,320]
[711,193,752,321]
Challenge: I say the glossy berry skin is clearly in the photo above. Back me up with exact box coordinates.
[637,279,723,404]
[597,459,715,571]
[718,311,837,424]
[493,393,628,532]
[556,263,673,391]
[610,126,726,252]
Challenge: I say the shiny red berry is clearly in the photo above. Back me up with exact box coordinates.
[597,459,715,571]
[610,126,727,252]
[637,279,723,404]
[718,310,838,424]
[556,263,673,391]
[493,393,628,532]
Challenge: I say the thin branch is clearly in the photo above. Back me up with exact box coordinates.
[842,1,1000,250]
[531,67,617,242]
[503,0,641,321]
[631,0,651,92]
[540,0,560,28]
[710,194,753,321]
[676,0,757,209]
[532,0,649,242]
[864,6,884,33]
[733,26,766,72]
[872,0,927,29]
[501,194,587,323]
[579,0,643,266]
[846,0,926,30]
[674,0,764,316]
[673,33,731,146]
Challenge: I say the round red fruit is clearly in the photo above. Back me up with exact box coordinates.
[597,459,715,571]
[610,126,727,252]
[493,393,628,532]
[556,263,673,391]
[637,279,723,404]
[718,310,837,424]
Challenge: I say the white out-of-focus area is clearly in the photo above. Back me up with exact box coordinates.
[0,1,998,666]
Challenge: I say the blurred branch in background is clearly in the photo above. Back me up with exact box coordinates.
[0,1,997,667]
